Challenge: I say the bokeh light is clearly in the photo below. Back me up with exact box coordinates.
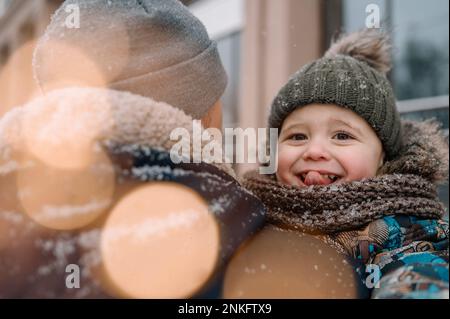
[34,40,108,92]
[223,225,362,299]
[100,182,220,298]
[33,11,131,93]
[19,88,114,170]
[0,40,41,118]
[16,146,115,231]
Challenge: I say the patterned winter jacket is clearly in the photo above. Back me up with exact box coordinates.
[330,215,449,298]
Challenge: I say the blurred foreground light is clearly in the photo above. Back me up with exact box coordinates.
[0,153,22,223]
[100,183,220,298]
[19,89,112,170]
[16,147,115,230]
[0,40,41,118]
[33,40,109,93]
[33,9,131,93]
[223,225,362,299]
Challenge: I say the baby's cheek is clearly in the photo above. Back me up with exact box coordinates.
[276,147,296,182]
[340,153,378,180]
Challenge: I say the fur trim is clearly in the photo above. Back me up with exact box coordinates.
[380,119,449,184]
[0,87,236,178]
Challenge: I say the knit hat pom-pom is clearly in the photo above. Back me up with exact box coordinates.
[325,29,392,75]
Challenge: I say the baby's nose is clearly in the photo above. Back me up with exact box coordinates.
[302,140,331,161]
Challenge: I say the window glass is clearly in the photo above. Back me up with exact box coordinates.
[342,0,449,100]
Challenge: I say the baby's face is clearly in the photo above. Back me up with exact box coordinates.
[276,104,384,187]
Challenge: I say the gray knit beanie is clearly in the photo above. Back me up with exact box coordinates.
[33,0,227,119]
[269,30,402,160]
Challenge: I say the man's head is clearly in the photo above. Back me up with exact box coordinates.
[33,0,227,123]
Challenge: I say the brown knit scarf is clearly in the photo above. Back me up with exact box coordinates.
[242,120,449,234]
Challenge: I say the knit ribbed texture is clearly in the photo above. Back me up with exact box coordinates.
[33,0,227,119]
[244,172,444,234]
[269,55,402,160]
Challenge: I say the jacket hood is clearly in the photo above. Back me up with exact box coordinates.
[379,119,448,185]
[0,87,235,178]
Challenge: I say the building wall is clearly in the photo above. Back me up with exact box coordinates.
[239,0,323,131]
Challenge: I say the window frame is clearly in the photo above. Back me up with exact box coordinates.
[397,95,449,137]
[188,0,244,41]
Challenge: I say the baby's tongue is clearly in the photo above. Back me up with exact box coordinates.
[304,171,332,186]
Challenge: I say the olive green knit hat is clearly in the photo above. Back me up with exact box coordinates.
[269,29,402,160]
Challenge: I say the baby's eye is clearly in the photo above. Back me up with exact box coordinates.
[333,132,354,140]
[289,133,307,141]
